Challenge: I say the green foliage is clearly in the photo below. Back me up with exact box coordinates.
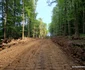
[33,18,47,38]
[0,0,38,39]
[49,0,85,37]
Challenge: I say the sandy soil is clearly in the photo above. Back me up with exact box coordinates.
[0,38,84,70]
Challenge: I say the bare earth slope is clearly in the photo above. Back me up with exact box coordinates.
[0,39,83,70]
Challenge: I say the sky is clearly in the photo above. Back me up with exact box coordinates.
[36,0,56,24]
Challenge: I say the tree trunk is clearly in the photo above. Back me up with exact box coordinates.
[74,19,79,37]
[22,0,25,39]
[74,2,79,37]
[14,0,16,25]
[68,21,71,36]
[4,13,7,39]
[4,0,8,39]
[83,7,85,34]
[27,17,29,37]
[63,23,67,36]
[2,0,4,39]
[63,0,67,36]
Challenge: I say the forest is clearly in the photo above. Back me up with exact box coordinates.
[49,0,85,38]
[48,0,85,66]
[0,0,84,69]
[1,0,85,40]
[0,0,47,41]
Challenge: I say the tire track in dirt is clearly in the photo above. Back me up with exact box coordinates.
[0,39,40,70]
[0,39,84,70]
[25,40,46,70]
[34,39,55,70]
[3,40,44,70]
[34,39,83,70]
[44,39,84,70]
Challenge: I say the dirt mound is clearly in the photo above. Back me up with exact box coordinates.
[52,36,85,65]
[0,37,34,51]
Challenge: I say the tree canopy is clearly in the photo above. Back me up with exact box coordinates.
[49,0,85,37]
[0,0,47,40]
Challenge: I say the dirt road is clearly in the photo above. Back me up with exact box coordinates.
[0,39,83,70]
